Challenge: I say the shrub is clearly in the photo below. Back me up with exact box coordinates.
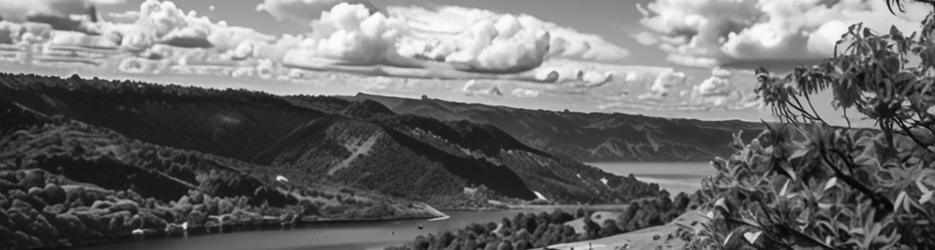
[42,184,66,205]
[691,4,935,249]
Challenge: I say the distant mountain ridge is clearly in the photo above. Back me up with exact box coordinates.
[348,93,764,162]
[0,73,662,209]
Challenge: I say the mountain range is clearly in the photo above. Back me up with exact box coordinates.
[348,93,763,162]
[0,73,662,210]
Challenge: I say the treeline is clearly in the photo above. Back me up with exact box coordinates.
[611,192,695,235]
[0,168,300,250]
[389,192,701,250]
[386,210,582,250]
[0,73,298,105]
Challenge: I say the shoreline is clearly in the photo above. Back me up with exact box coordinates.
[53,212,445,250]
[56,204,626,249]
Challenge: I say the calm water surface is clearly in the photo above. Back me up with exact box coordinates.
[588,161,714,195]
[75,206,623,250]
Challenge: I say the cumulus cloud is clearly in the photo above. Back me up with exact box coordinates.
[275,3,622,74]
[34,0,271,56]
[285,3,402,65]
[633,32,658,46]
[442,16,551,72]
[694,67,732,97]
[256,0,378,24]
[392,6,628,65]
[208,25,274,52]
[515,14,628,61]
[640,68,687,99]
[639,0,929,67]
[462,80,503,97]
[49,30,117,48]
[511,88,541,98]
[2,0,634,81]
[0,21,53,45]
[118,56,167,73]
[530,59,616,85]
[134,0,214,48]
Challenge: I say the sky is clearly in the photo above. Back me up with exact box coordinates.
[0,0,930,124]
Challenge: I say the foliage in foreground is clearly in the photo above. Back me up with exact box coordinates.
[690,6,935,249]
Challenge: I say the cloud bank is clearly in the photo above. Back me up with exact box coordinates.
[639,0,929,67]
[0,0,631,81]
[0,0,763,117]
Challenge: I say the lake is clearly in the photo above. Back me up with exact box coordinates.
[74,162,709,250]
[588,161,715,195]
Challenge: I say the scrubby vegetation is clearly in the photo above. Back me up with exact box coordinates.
[690,3,935,249]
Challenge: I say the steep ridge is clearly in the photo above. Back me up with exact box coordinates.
[349,93,763,162]
[0,73,662,208]
[0,97,441,249]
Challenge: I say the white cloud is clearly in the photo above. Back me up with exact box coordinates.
[1,0,633,80]
[644,68,687,98]
[0,21,53,45]
[256,0,378,25]
[392,6,628,64]
[443,16,551,72]
[135,0,214,48]
[462,80,503,96]
[633,32,658,46]
[279,3,617,74]
[49,30,117,48]
[207,25,274,52]
[639,0,929,67]
[516,14,628,61]
[511,88,541,98]
[529,59,616,85]
[694,67,732,97]
[106,11,139,23]
[118,56,167,73]
[290,3,402,65]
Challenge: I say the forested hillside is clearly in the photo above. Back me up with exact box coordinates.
[0,97,439,249]
[0,73,662,210]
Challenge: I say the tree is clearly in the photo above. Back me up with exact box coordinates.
[599,219,622,237]
[581,216,600,240]
[691,2,935,249]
